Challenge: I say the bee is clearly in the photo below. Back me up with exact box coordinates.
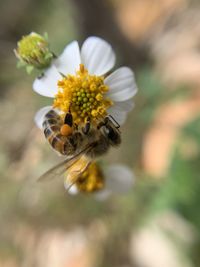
[38,109,121,190]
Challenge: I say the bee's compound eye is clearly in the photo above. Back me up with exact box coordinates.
[60,124,73,136]
[103,125,121,145]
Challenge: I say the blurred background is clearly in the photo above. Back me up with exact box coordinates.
[1,0,200,266]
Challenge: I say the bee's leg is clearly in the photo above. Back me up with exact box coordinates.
[64,111,73,127]
[97,122,104,129]
[108,115,120,129]
[97,117,109,129]
[82,118,90,135]
[74,123,78,131]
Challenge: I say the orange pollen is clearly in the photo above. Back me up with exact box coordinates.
[60,124,73,136]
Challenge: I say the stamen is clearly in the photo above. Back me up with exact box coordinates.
[53,64,113,124]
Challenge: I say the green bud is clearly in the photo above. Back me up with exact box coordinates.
[14,32,53,71]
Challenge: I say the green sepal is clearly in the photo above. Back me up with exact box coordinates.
[26,65,34,74]
[16,60,26,69]
[44,52,53,60]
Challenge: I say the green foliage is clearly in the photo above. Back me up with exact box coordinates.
[151,115,200,232]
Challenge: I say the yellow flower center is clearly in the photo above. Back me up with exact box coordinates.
[53,64,113,124]
[76,162,104,193]
[65,157,104,193]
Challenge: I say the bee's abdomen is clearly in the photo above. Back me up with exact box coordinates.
[42,110,75,155]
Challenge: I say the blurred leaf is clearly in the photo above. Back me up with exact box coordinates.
[137,67,163,98]
[151,115,200,231]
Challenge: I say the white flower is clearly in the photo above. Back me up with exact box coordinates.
[34,36,138,129]
[64,162,134,200]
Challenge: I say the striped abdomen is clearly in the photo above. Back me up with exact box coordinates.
[42,110,77,156]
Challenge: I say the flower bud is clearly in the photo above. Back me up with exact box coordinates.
[14,32,53,72]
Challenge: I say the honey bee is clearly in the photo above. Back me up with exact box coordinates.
[38,109,121,190]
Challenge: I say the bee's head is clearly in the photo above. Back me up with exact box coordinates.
[98,116,121,146]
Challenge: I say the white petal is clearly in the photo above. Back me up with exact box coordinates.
[33,66,61,97]
[105,67,138,101]
[81,36,116,75]
[113,99,134,112]
[107,106,127,125]
[64,177,78,195]
[34,106,53,129]
[54,41,81,75]
[103,164,134,194]
[94,189,111,201]
[66,185,79,195]
[107,99,134,125]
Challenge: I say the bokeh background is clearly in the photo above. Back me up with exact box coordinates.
[1,0,200,266]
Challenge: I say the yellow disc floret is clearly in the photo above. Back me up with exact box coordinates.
[53,64,113,124]
[76,161,104,193]
[65,157,105,193]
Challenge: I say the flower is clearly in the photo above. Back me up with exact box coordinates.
[63,158,134,200]
[34,36,137,128]
[14,32,53,73]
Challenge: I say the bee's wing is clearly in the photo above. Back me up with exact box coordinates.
[37,156,79,182]
[64,159,92,192]
[37,145,92,182]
